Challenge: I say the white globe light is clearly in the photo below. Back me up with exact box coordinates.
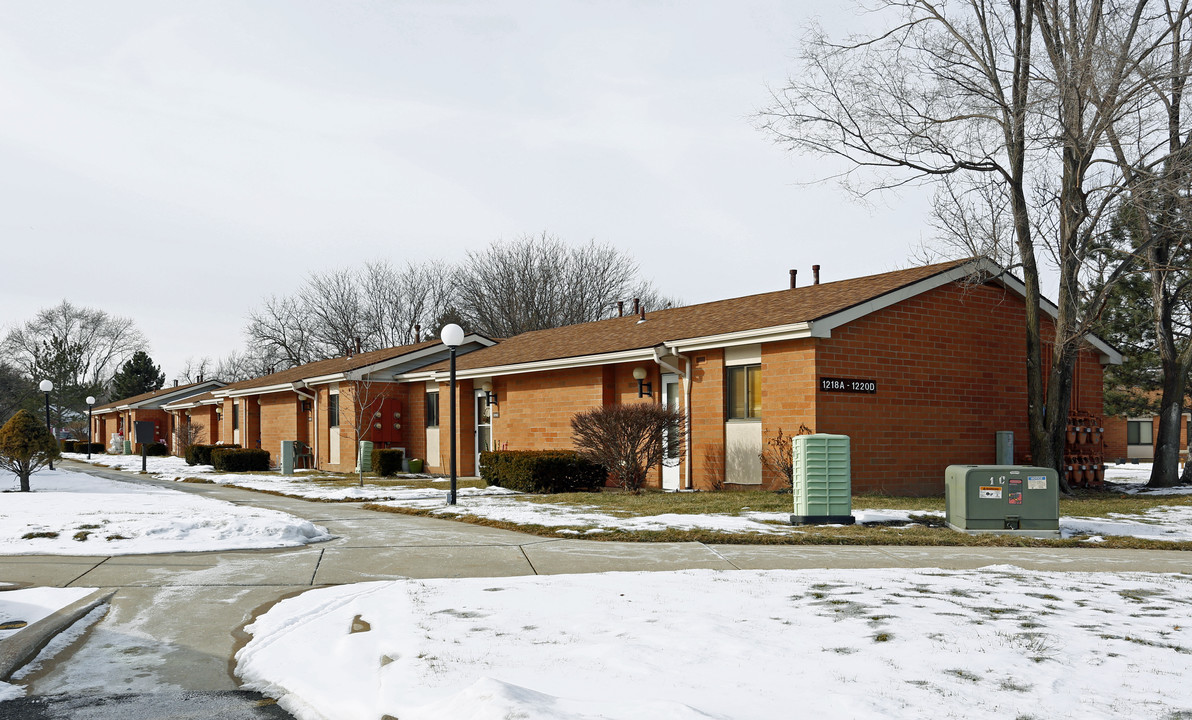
[39,379,53,392]
[86,396,96,405]
[441,323,465,348]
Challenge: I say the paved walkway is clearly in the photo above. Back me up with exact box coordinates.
[3,460,1191,698]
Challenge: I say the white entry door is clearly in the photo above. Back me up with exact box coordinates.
[662,373,680,490]
[475,390,493,471]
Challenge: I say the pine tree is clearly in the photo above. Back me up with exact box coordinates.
[110,351,166,401]
[0,409,60,492]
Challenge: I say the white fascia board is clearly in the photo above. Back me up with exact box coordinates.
[667,323,817,353]
[223,383,296,398]
[402,347,658,382]
[302,373,347,386]
[350,335,497,380]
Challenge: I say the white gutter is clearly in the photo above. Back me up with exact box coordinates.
[654,344,693,491]
[290,381,315,401]
[400,347,658,383]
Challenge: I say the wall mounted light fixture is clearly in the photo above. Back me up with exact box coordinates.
[482,381,496,406]
[632,367,652,398]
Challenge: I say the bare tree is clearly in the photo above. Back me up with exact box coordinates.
[359,260,451,348]
[176,356,215,384]
[341,374,391,485]
[3,300,145,392]
[173,419,206,457]
[246,295,316,369]
[759,0,1191,488]
[453,233,673,338]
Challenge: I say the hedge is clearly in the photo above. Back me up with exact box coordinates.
[210,448,270,473]
[146,442,169,456]
[374,448,405,477]
[60,439,77,453]
[479,450,606,493]
[73,442,105,454]
[185,444,242,466]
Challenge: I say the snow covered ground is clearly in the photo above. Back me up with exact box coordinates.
[0,467,331,554]
[0,586,99,700]
[1106,462,1192,495]
[64,454,1192,542]
[237,567,1192,720]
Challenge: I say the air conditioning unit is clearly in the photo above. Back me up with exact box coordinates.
[790,434,855,525]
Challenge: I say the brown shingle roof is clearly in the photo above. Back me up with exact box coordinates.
[427,259,974,372]
[161,391,219,409]
[216,339,444,394]
[93,381,217,412]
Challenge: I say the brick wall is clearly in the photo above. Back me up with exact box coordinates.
[759,339,818,490]
[259,392,306,467]
[689,349,725,490]
[812,282,1105,495]
[434,379,476,475]
[492,368,604,453]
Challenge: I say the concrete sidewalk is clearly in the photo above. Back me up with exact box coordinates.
[3,460,1190,697]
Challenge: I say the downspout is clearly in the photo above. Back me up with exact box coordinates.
[653,345,694,491]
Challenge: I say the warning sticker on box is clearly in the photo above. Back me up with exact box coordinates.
[1008,492,1023,505]
[979,486,1003,500]
[1027,476,1048,490]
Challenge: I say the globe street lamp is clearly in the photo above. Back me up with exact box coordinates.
[440,323,465,506]
[39,380,54,470]
[86,396,96,459]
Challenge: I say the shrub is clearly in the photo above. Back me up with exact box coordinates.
[374,448,405,477]
[571,403,686,492]
[211,447,270,472]
[74,442,105,454]
[186,444,241,466]
[146,442,169,456]
[0,410,60,492]
[479,450,606,493]
[61,439,78,453]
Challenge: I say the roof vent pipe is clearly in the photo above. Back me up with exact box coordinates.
[813,265,821,285]
[174,380,178,387]
[618,301,624,317]
[638,305,646,323]
[198,373,203,383]
[633,298,640,314]
[790,269,797,289]
[354,337,362,354]
[415,323,421,343]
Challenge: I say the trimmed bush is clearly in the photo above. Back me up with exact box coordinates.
[185,444,241,466]
[479,450,606,493]
[374,448,405,477]
[146,442,169,456]
[210,448,270,473]
[61,439,78,453]
[74,442,105,454]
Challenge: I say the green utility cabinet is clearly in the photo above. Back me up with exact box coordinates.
[790,434,856,526]
[945,465,1059,538]
[356,441,374,474]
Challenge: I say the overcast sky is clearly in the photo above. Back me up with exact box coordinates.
[0,0,939,380]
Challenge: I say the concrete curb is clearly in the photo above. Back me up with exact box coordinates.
[0,588,114,681]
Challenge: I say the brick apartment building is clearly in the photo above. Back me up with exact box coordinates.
[90,380,226,453]
[91,257,1120,495]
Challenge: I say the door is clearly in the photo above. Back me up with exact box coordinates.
[329,387,341,465]
[475,390,493,472]
[662,373,681,490]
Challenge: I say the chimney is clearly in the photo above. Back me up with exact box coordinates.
[789,269,797,289]
[415,323,421,343]
[174,379,178,387]
[633,298,640,314]
[638,305,646,323]
[198,373,203,383]
[617,301,624,317]
[812,265,820,285]
[354,337,362,354]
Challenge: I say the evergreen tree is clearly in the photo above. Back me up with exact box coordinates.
[0,409,60,492]
[110,351,166,401]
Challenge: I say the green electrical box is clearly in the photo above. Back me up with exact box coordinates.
[945,465,1059,538]
[790,434,855,526]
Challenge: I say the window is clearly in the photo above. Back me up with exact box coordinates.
[328,393,340,428]
[726,365,761,420]
[1127,420,1153,446]
[425,392,440,428]
[232,404,239,431]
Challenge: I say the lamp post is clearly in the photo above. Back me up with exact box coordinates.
[440,323,465,505]
[86,396,96,459]
[39,380,54,470]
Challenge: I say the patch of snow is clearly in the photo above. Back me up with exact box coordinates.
[237,568,1192,720]
[0,586,100,699]
[0,467,331,554]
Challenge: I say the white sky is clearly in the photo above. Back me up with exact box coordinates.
[0,1,936,379]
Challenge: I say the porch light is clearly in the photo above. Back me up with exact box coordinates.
[632,367,652,398]
[482,381,495,407]
[85,396,96,460]
[441,323,464,505]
